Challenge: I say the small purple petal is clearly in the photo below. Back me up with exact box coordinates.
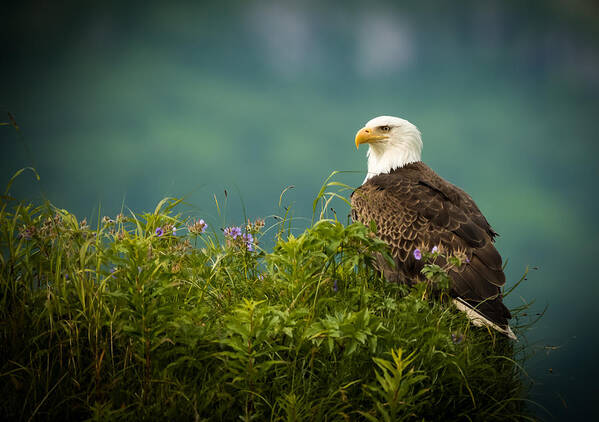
[333,280,338,292]
[413,249,422,260]
[431,246,438,253]
[242,233,254,251]
[224,226,242,239]
[156,227,164,237]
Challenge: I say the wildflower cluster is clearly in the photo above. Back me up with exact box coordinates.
[155,224,177,237]
[223,226,242,239]
[243,233,254,251]
[246,218,265,233]
[17,212,95,246]
[170,239,192,256]
[39,213,63,239]
[18,224,37,239]
[413,245,470,266]
[102,215,125,237]
[224,225,255,251]
[222,219,266,252]
[411,245,471,291]
[187,218,208,235]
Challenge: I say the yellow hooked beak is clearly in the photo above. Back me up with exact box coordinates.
[355,127,387,150]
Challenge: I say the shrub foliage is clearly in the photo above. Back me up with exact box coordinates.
[0,187,532,420]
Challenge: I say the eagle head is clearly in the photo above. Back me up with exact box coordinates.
[355,115,423,182]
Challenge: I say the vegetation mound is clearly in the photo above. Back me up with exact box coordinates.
[0,177,532,421]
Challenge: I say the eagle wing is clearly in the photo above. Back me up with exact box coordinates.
[351,163,510,326]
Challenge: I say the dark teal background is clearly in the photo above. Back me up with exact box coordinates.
[2,1,598,419]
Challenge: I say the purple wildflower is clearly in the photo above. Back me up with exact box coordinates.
[224,226,242,239]
[242,233,254,251]
[18,225,35,239]
[431,246,438,253]
[465,257,470,263]
[155,227,164,237]
[172,226,177,236]
[413,249,422,260]
[188,219,207,235]
[333,280,338,292]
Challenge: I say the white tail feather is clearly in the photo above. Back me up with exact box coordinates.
[452,298,517,340]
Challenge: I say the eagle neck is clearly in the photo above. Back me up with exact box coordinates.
[364,145,421,183]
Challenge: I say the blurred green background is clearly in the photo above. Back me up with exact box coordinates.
[2,0,598,419]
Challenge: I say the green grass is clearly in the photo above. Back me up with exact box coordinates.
[0,171,536,421]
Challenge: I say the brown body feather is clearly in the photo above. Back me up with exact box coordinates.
[351,161,512,329]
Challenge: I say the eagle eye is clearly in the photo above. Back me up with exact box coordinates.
[380,125,391,132]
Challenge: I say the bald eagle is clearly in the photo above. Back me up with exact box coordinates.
[351,116,515,339]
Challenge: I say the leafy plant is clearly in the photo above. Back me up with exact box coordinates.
[360,349,429,422]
